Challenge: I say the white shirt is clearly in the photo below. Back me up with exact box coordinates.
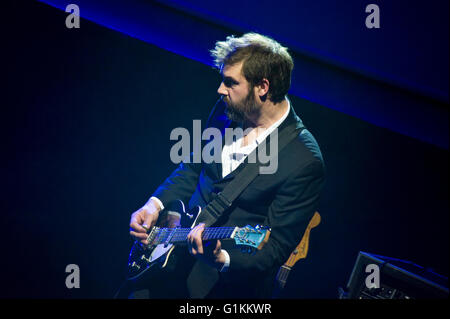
[221,98,290,178]
[151,97,290,272]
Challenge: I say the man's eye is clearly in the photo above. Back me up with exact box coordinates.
[223,79,237,87]
[223,79,232,87]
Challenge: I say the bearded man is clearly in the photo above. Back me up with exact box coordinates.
[125,32,325,299]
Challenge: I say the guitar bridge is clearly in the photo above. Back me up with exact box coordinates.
[146,226,159,248]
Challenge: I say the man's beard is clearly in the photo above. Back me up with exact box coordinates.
[224,87,259,123]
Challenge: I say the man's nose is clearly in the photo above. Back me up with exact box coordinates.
[217,82,227,96]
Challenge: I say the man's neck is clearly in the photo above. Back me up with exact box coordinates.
[243,98,289,130]
[240,98,289,147]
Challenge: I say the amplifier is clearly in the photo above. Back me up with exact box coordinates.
[339,251,448,299]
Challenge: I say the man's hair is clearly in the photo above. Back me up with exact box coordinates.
[210,32,294,103]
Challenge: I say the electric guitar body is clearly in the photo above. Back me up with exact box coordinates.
[127,200,198,280]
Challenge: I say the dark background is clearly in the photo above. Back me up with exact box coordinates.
[1,1,448,298]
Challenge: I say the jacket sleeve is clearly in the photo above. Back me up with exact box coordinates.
[151,156,202,207]
[226,159,325,274]
[151,100,227,207]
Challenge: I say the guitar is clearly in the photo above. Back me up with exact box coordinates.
[127,199,271,280]
[275,211,321,290]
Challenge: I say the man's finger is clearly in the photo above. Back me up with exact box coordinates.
[187,230,194,254]
[130,230,148,240]
[188,224,202,241]
[140,239,149,246]
[130,221,146,233]
[190,224,203,243]
[143,212,156,229]
[213,239,222,255]
[193,224,205,255]
[188,224,202,255]
[187,237,196,255]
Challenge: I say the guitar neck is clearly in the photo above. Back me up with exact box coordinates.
[152,226,238,245]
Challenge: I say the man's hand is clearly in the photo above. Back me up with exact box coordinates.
[187,223,227,270]
[129,199,161,245]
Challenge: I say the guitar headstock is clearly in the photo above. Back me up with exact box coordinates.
[233,225,271,251]
[284,211,321,267]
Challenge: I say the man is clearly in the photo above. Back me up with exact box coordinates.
[128,32,325,298]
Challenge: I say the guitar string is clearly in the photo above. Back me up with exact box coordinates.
[278,268,286,283]
[277,267,287,283]
[281,267,290,283]
[154,227,237,244]
[278,250,296,284]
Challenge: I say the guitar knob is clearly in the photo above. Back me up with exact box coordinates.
[131,261,141,270]
[141,255,151,263]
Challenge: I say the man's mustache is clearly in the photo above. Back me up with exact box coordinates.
[222,96,230,104]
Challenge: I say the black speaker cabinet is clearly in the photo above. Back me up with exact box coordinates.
[339,251,448,299]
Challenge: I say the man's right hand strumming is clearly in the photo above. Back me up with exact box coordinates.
[129,199,161,245]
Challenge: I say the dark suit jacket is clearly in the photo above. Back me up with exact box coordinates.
[152,97,325,298]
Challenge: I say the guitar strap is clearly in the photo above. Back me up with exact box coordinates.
[187,112,304,298]
[195,120,305,228]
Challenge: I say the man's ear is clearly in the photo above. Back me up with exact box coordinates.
[257,78,270,96]
[256,78,270,102]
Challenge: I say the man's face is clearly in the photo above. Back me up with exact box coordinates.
[217,62,258,122]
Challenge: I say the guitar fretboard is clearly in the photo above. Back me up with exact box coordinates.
[154,227,237,245]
